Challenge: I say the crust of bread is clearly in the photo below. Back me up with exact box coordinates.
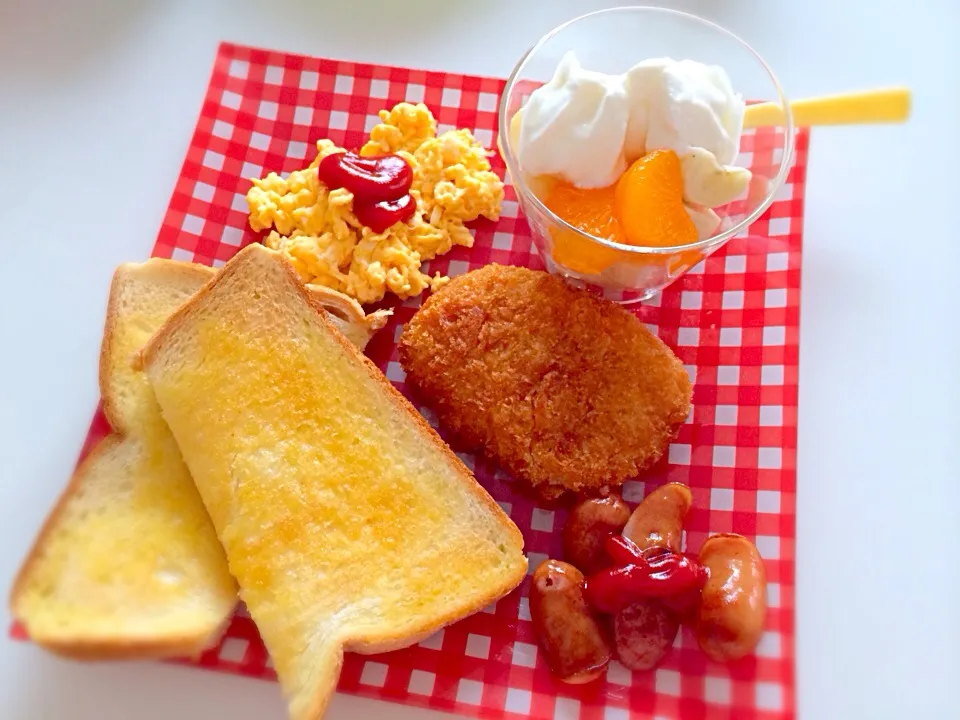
[13,257,395,663]
[11,261,232,659]
[9,434,231,660]
[99,260,216,428]
[118,261,390,377]
[141,244,526,720]
[142,245,521,556]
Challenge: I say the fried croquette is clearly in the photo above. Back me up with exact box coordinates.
[398,265,692,499]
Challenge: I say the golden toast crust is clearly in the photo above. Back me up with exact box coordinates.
[99,261,216,429]
[11,261,232,659]
[141,244,526,720]
[10,433,230,659]
[141,247,522,552]
[12,258,395,662]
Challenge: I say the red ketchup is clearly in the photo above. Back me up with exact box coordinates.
[584,536,708,615]
[317,151,416,233]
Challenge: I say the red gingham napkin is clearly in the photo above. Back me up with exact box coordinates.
[14,42,804,720]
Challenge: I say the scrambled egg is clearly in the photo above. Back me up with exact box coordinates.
[247,103,503,304]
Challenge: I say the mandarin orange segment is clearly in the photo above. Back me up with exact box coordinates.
[549,228,624,276]
[614,150,698,248]
[543,180,625,243]
[542,180,625,275]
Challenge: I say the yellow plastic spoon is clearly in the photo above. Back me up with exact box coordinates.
[743,87,911,128]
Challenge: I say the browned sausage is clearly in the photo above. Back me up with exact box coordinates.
[529,559,612,683]
[562,494,632,574]
[622,482,693,552]
[614,600,680,671]
[695,534,767,662]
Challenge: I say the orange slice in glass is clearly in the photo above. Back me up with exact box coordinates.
[614,149,698,248]
[539,149,704,278]
[542,181,626,275]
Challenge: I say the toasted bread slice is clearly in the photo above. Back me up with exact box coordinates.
[141,245,527,720]
[11,258,390,660]
[11,261,237,659]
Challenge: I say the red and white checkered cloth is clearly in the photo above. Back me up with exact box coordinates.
[15,43,805,719]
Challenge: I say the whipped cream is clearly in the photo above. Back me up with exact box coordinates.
[518,53,630,189]
[625,58,744,167]
[517,52,751,214]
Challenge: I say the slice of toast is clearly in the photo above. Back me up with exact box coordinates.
[11,258,390,659]
[141,244,527,720]
[11,261,237,658]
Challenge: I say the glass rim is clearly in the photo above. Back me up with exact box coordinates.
[497,5,795,257]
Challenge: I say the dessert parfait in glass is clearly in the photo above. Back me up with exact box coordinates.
[498,7,794,303]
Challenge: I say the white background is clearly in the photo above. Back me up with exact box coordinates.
[1,1,957,718]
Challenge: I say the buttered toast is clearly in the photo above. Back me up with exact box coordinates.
[11,259,389,659]
[11,261,237,658]
[141,244,527,720]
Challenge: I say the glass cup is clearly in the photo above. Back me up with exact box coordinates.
[498,7,794,303]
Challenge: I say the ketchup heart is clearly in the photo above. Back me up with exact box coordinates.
[353,194,417,234]
[317,151,413,202]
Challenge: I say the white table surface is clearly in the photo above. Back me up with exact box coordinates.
[1,0,957,718]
